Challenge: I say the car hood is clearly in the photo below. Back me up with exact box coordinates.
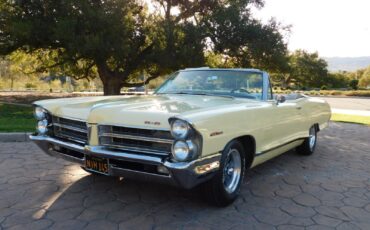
[35,94,263,129]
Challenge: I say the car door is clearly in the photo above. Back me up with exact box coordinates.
[272,99,303,144]
[258,76,303,153]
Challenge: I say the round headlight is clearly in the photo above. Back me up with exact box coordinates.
[172,140,190,161]
[171,120,190,139]
[37,119,48,134]
[34,107,46,120]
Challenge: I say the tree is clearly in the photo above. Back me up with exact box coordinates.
[0,52,38,90]
[359,66,370,88]
[0,0,288,95]
[349,79,359,90]
[276,50,329,89]
[326,72,349,88]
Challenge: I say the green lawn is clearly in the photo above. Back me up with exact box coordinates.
[331,113,370,125]
[0,103,36,132]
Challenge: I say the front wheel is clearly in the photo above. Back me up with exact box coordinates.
[296,126,317,155]
[203,140,246,207]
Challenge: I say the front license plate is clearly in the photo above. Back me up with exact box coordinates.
[85,155,109,175]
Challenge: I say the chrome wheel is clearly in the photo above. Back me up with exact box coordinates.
[308,127,316,150]
[223,149,242,194]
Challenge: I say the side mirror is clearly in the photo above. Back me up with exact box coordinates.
[276,95,286,104]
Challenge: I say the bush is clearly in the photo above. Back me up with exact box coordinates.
[320,85,327,90]
[345,90,370,97]
[349,79,359,90]
[25,83,36,89]
[329,90,342,95]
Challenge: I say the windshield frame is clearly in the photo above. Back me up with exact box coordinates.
[154,69,269,101]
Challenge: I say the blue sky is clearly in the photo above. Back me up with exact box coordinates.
[252,0,370,57]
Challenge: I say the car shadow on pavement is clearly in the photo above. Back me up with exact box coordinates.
[2,122,370,229]
[29,149,305,229]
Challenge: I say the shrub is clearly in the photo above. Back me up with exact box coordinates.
[345,90,370,97]
[349,79,359,90]
[320,85,327,90]
[329,91,342,95]
[25,83,37,89]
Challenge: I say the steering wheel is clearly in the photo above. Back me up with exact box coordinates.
[231,88,250,94]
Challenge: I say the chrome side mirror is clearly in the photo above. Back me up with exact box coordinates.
[276,95,286,104]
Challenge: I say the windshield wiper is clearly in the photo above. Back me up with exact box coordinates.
[157,91,192,95]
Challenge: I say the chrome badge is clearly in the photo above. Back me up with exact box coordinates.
[144,121,161,125]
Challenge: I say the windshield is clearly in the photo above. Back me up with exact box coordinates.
[155,70,264,100]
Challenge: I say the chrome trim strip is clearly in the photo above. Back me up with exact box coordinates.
[97,124,170,131]
[53,123,87,133]
[53,115,86,122]
[54,134,87,144]
[262,71,269,101]
[85,146,164,164]
[30,135,85,152]
[255,138,306,156]
[164,152,221,170]
[100,144,170,156]
[100,133,173,144]
[110,166,171,178]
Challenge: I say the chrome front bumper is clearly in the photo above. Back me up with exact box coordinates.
[30,135,221,189]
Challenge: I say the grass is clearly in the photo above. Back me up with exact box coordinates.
[0,103,36,132]
[331,113,370,125]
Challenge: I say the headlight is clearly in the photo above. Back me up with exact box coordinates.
[34,107,46,120]
[171,119,190,139]
[37,119,48,135]
[172,140,196,162]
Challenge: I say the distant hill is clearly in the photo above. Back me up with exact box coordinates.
[324,56,370,72]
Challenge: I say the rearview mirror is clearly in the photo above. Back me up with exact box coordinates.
[276,95,286,104]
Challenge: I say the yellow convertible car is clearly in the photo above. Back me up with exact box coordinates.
[30,68,331,206]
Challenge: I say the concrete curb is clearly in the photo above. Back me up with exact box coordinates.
[0,102,32,107]
[0,133,31,142]
[332,108,370,116]
[313,95,370,99]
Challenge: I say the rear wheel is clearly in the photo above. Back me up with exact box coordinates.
[203,140,246,207]
[296,126,317,155]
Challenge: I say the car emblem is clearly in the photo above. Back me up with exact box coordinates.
[144,121,161,125]
[210,131,223,137]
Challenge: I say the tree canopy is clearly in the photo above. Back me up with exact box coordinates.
[359,66,370,88]
[0,0,289,95]
[271,50,329,89]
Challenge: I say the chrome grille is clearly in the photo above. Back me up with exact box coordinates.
[98,125,173,156]
[52,116,88,144]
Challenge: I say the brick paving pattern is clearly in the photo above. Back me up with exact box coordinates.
[0,122,369,229]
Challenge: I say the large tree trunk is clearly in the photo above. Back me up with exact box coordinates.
[103,80,122,95]
[97,62,124,95]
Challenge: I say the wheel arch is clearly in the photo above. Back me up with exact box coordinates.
[232,135,256,169]
[313,123,320,132]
